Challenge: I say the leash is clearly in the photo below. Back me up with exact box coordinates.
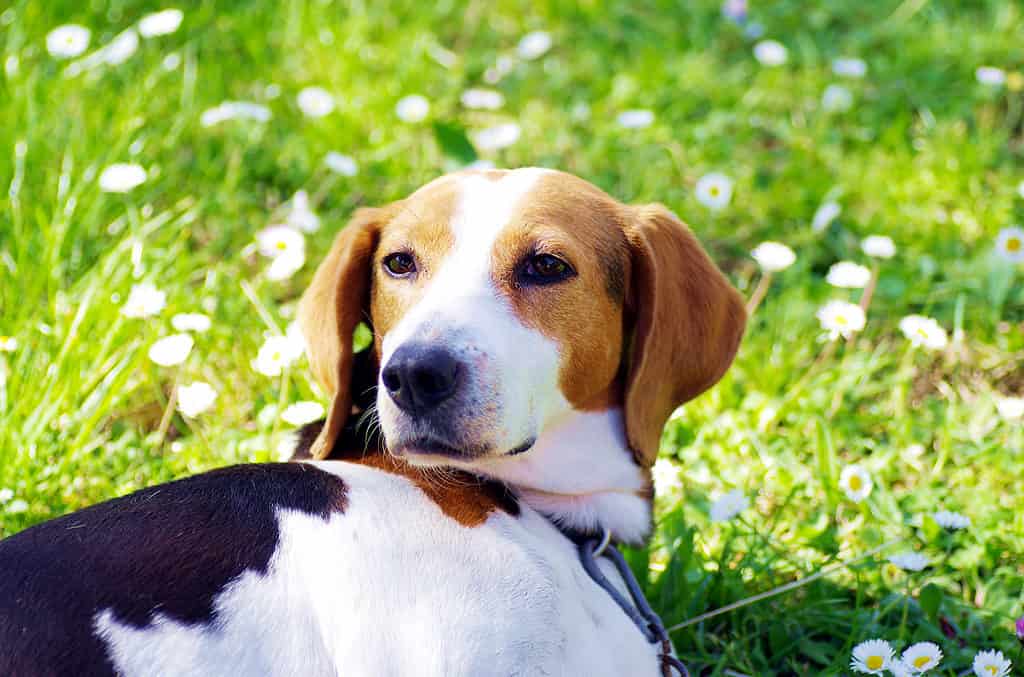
[578,529,690,677]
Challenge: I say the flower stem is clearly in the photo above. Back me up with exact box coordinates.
[746,272,773,316]
[858,264,879,314]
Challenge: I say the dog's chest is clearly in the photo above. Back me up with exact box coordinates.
[96,462,660,677]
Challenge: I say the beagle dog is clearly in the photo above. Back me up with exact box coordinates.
[0,168,745,676]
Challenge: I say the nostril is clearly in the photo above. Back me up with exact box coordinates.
[381,365,402,393]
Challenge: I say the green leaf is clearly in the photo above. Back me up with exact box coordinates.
[432,121,477,166]
[919,583,943,624]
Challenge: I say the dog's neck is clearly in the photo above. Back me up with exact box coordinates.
[468,407,653,545]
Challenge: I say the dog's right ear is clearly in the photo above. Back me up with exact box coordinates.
[298,206,392,460]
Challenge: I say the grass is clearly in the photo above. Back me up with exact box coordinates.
[2,0,1023,674]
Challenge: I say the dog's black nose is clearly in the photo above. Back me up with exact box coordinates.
[382,344,460,413]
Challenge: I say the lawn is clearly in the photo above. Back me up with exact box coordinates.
[1,0,1023,674]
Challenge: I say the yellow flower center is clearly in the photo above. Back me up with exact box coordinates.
[848,475,862,491]
[709,187,720,196]
[913,656,932,668]
[916,328,929,338]
[1007,236,1022,252]
[986,666,997,676]
[835,315,848,326]
[272,351,281,361]
[867,656,884,670]
[275,240,288,250]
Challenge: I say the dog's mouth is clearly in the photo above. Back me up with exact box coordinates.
[393,436,535,462]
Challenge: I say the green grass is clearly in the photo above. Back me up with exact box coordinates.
[2,0,1023,674]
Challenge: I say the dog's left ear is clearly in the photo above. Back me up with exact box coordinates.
[298,205,394,460]
[623,204,746,467]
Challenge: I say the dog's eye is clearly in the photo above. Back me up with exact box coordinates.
[382,252,417,277]
[519,253,575,285]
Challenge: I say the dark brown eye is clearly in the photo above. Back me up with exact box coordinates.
[382,252,416,277]
[520,253,575,285]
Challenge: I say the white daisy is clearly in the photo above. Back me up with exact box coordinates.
[171,313,211,333]
[395,94,430,123]
[200,101,271,127]
[826,261,872,288]
[932,510,970,530]
[484,55,516,84]
[616,109,655,128]
[0,488,13,503]
[816,300,866,339]
[148,333,194,367]
[46,24,91,58]
[995,226,1024,263]
[900,642,942,673]
[0,336,17,352]
[461,88,505,110]
[822,84,853,112]
[517,31,552,60]
[6,499,28,514]
[709,489,749,522]
[297,87,335,118]
[651,457,683,495]
[695,172,734,211]
[812,201,842,232]
[753,40,787,66]
[751,241,796,272]
[177,381,217,418]
[162,52,181,70]
[889,660,914,677]
[99,163,147,193]
[472,123,521,151]
[898,315,948,350]
[138,9,183,38]
[995,396,1024,420]
[975,67,1006,87]
[89,28,140,67]
[839,465,872,502]
[850,639,894,674]
[257,225,305,259]
[267,250,305,281]
[253,335,304,377]
[281,401,326,426]
[832,57,867,78]
[888,551,929,572]
[121,282,166,318]
[861,235,896,259]
[286,190,319,233]
[324,152,358,176]
[972,649,1012,677]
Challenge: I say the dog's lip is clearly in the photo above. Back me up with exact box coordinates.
[393,437,535,459]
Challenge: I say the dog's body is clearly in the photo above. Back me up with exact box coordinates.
[1,168,745,675]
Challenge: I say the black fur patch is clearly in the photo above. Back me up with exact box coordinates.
[0,463,347,676]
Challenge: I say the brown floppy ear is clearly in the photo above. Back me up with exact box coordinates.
[298,206,391,460]
[623,204,746,467]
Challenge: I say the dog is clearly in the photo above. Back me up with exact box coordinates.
[0,168,745,676]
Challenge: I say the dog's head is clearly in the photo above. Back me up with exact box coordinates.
[300,168,745,540]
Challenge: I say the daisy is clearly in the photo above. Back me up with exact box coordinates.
[200,101,271,127]
[517,31,552,60]
[267,250,305,281]
[932,510,970,530]
[286,190,320,233]
[297,87,335,118]
[0,488,13,503]
[889,660,914,677]
[324,152,358,176]
[651,457,683,495]
[0,336,17,352]
[812,201,842,232]
[695,172,733,211]
[171,313,211,333]
[257,225,305,259]
[395,95,430,123]
[822,84,853,112]
[839,465,872,502]
[995,226,1024,263]
[709,489,749,522]
[121,282,166,318]
[751,241,796,272]
[816,300,866,339]
[850,639,894,674]
[46,25,91,58]
[898,315,948,350]
[972,649,1011,677]
[976,67,1006,87]
[87,28,139,67]
[888,551,929,572]
[861,235,896,259]
[460,88,505,110]
[484,55,516,84]
[253,335,304,377]
[616,109,655,129]
[99,163,147,193]
[162,53,181,70]
[472,123,521,151]
[177,381,217,418]
[753,39,787,66]
[995,396,1024,420]
[832,57,867,78]
[138,9,183,38]
[826,261,871,288]
[281,401,326,426]
[148,334,194,367]
[900,642,942,672]
[6,499,28,514]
